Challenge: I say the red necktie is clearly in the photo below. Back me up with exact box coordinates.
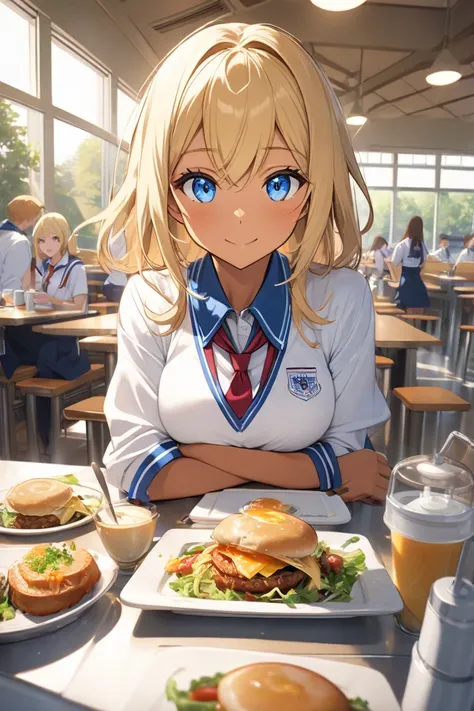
[43,264,55,291]
[207,325,276,419]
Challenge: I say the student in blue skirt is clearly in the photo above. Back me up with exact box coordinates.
[391,216,430,314]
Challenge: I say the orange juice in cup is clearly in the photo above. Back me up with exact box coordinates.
[384,449,474,635]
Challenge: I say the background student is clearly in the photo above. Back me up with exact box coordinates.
[0,195,43,297]
[430,234,454,264]
[391,215,430,314]
[455,234,474,265]
[366,235,392,279]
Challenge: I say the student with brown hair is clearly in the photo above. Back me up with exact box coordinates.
[0,195,43,294]
[391,215,430,314]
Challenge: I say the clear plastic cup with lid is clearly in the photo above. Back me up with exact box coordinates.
[384,431,474,634]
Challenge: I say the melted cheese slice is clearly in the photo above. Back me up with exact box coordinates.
[216,545,285,580]
[57,496,92,525]
[275,554,321,590]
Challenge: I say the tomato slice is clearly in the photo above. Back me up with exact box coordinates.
[177,553,199,575]
[189,686,219,701]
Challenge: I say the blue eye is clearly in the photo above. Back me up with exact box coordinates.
[182,176,217,203]
[265,173,301,202]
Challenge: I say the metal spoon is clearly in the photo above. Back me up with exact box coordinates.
[91,461,119,525]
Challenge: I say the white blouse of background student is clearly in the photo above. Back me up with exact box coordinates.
[391,239,428,267]
[36,252,88,302]
[456,247,474,265]
[104,252,389,500]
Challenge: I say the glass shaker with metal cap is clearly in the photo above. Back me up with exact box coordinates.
[384,431,474,634]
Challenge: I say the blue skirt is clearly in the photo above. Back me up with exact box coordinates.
[395,266,430,310]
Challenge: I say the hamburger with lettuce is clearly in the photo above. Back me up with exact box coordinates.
[1,478,96,530]
[166,508,366,605]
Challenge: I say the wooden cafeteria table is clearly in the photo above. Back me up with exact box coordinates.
[1,461,416,709]
[375,314,442,387]
[33,312,118,338]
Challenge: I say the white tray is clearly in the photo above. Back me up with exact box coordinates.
[0,484,102,536]
[123,647,401,711]
[189,488,351,526]
[0,546,117,643]
[120,529,402,618]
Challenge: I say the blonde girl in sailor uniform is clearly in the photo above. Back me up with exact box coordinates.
[81,23,391,504]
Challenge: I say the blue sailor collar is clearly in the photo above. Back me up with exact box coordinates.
[187,251,291,350]
[0,219,24,234]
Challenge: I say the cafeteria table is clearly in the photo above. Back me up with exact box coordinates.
[375,315,442,387]
[34,313,439,389]
[1,461,414,710]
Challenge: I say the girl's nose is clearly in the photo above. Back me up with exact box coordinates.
[233,208,245,219]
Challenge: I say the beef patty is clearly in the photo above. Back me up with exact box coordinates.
[12,514,60,529]
[210,548,306,594]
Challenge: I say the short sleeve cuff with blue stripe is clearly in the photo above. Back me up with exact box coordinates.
[128,440,181,502]
[300,442,342,491]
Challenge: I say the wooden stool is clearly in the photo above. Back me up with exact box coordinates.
[457,325,474,382]
[0,366,37,459]
[79,337,117,385]
[17,364,105,463]
[64,396,109,466]
[88,302,119,315]
[393,386,470,458]
[375,355,394,400]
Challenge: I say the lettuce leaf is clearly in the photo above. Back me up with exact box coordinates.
[53,474,80,486]
[0,595,15,622]
[350,698,370,710]
[318,543,367,602]
[1,510,17,528]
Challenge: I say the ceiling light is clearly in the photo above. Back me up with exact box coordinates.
[346,97,367,126]
[310,0,367,10]
[426,48,462,86]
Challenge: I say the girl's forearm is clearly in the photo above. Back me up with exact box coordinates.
[146,456,247,501]
[180,444,320,490]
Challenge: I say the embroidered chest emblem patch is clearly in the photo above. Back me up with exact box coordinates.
[287,368,321,401]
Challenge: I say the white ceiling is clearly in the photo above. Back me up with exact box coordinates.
[109,0,474,121]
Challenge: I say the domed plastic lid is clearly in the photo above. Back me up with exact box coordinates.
[384,433,474,543]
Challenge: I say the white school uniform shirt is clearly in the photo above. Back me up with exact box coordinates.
[430,246,455,264]
[0,221,31,292]
[391,239,428,268]
[104,230,127,288]
[455,248,474,265]
[36,251,88,302]
[104,252,389,501]
[372,246,392,278]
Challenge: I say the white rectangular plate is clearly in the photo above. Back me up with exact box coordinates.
[0,547,118,643]
[189,488,351,526]
[123,647,401,711]
[120,529,402,618]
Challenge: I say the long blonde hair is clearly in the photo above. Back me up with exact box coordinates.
[77,23,372,340]
[33,212,73,260]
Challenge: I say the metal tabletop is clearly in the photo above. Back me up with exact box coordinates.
[1,462,414,710]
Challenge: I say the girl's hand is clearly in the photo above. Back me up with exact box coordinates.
[338,449,391,504]
[34,292,50,305]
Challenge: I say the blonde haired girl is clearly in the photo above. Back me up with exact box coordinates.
[86,23,390,502]
[34,213,87,310]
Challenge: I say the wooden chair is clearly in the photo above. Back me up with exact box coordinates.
[0,366,37,459]
[16,364,105,463]
[79,337,117,385]
[457,325,474,382]
[64,396,109,467]
[375,355,393,401]
[393,386,470,458]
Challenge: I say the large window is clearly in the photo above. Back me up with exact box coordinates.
[356,151,474,251]
[0,1,36,95]
[53,120,115,248]
[117,88,139,144]
[52,38,107,127]
[0,99,43,216]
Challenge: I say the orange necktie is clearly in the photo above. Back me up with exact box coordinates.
[43,264,55,291]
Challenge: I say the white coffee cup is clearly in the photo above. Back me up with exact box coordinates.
[13,289,25,306]
[25,291,36,312]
